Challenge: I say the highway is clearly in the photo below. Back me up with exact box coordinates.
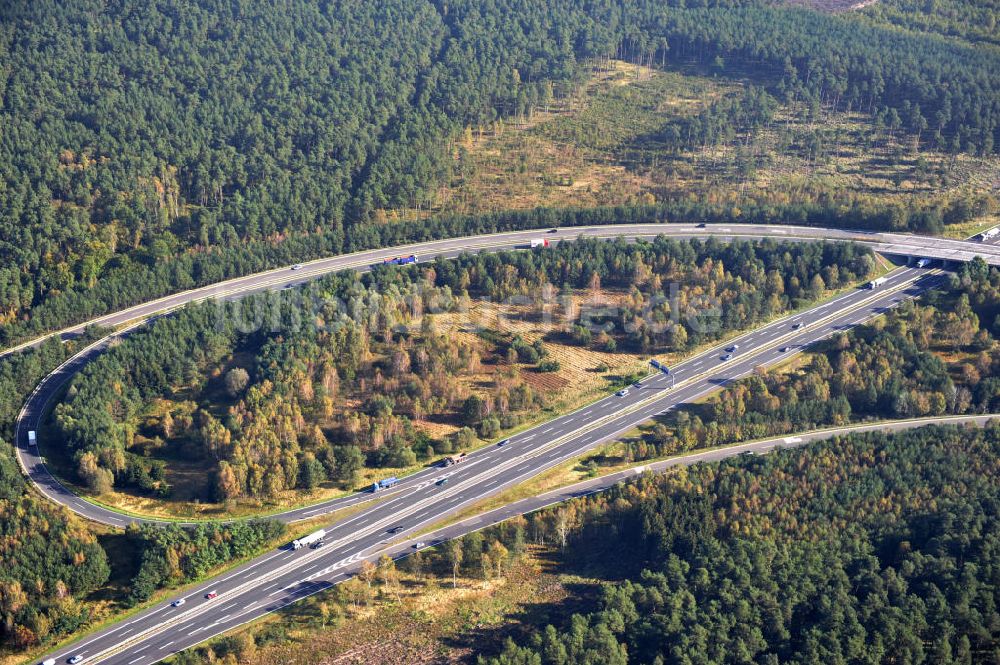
[31,263,951,665]
[10,222,981,528]
[7,223,1000,366]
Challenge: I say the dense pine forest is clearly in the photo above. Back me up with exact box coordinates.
[474,423,1000,664]
[2,0,997,348]
[1,0,1000,658]
[49,237,872,506]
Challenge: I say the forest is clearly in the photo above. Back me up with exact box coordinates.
[0,335,282,651]
[2,0,997,349]
[0,440,110,650]
[49,237,873,505]
[622,256,1000,460]
[474,423,1000,664]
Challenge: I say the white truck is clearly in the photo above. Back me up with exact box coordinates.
[868,277,888,289]
[291,529,326,550]
[530,238,550,248]
[27,431,37,448]
[980,227,999,241]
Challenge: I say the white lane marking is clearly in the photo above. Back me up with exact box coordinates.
[133,645,150,654]
[160,641,174,650]
[128,657,145,664]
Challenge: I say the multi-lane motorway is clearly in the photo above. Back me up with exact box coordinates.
[12,222,985,528]
[30,262,950,665]
[12,222,996,664]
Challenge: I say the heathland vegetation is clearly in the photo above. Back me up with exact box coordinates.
[49,237,872,512]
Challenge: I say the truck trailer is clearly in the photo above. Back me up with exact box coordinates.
[868,277,888,289]
[291,529,326,550]
[530,238,550,248]
[371,476,399,492]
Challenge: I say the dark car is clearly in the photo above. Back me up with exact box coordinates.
[792,322,803,330]
[721,353,733,361]
[497,439,510,447]
[779,346,790,353]
[436,478,449,486]
[548,228,558,233]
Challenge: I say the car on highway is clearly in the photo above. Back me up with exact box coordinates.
[791,322,803,329]
[726,344,739,352]
[779,346,790,353]
[547,228,558,233]
[436,478,450,487]
[310,539,326,549]
[696,223,706,228]
[291,264,303,270]
[387,526,404,534]
[205,590,219,600]
[42,658,55,665]
[413,541,427,550]
[497,438,510,447]
[171,598,186,607]
[721,353,733,361]
[68,657,83,664]
[616,389,629,397]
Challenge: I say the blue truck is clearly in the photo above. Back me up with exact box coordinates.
[383,254,417,266]
[371,476,399,492]
[649,359,669,374]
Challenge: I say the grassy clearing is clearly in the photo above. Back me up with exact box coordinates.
[166,547,587,665]
[409,59,999,231]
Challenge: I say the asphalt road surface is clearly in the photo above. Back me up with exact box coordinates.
[7,222,1000,365]
[12,223,966,527]
[33,265,954,665]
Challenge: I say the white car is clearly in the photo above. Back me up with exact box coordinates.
[413,542,427,550]
[291,264,303,270]
[171,598,186,607]
[42,659,55,665]
[68,657,83,665]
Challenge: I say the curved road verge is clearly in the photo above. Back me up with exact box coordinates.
[11,224,962,527]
